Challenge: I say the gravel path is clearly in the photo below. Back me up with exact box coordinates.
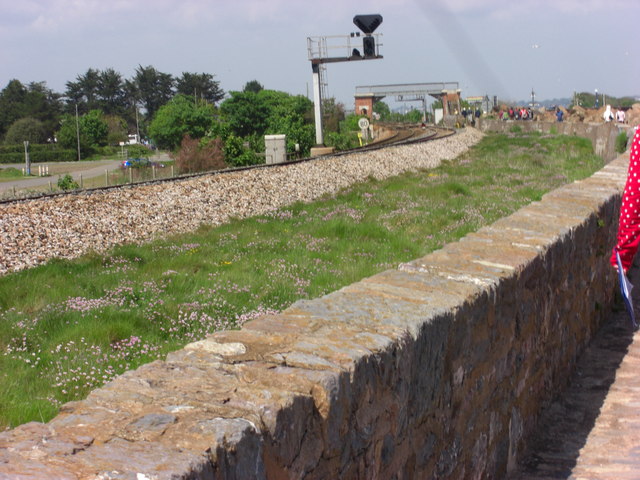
[0,128,484,275]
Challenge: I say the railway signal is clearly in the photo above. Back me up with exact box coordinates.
[353,14,382,58]
[307,14,383,146]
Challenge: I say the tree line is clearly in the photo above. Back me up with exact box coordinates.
[0,66,227,148]
[4,65,413,169]
[0,66,332,166]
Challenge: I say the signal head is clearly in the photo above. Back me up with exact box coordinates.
[353,14,383,35]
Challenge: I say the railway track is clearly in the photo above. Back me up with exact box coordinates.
[0,126,482,275]
[0,124,453,206]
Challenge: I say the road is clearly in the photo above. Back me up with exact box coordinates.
[0,153,172,194]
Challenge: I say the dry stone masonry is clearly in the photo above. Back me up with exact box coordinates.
[0,124,628,478]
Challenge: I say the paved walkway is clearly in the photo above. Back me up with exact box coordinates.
[511,264,640,479]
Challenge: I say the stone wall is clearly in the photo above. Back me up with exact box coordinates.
[0,144,629,479]
[477,117,631,162]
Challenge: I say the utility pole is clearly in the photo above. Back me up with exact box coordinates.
[135,105,140,143]
[75,104,81,161]
[23,141,31,175]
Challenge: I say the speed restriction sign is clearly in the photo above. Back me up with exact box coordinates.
[358,117,370,129]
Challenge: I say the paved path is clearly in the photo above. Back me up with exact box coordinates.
[511,265,640,479]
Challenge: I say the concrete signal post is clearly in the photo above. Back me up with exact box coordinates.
[307,14,383,155]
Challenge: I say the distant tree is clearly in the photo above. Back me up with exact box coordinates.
[0,79,62,141]
[82,110,109,146]
[64,79,84,110]
[104,114,128,145]
[148,95,216,150]
[57,114,90,156]
[132,65,175,119]
[616,97,637,108]
[322,97,346,132]
[405,108,423,123]
[373,100,391,121]
[65,68,101,113]
[23,82,63,138]
[0,80,28,139]
[220,91,269,137]
[262,91,314,154]
[4,118,47,144]
[122,78,146,136]
[97,68,126,115]
[56,109,109,155]
[219,89,314,156]
[176,72,224,105]
[243,80,264,93]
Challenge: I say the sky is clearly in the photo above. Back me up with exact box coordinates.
[1,0,638,111]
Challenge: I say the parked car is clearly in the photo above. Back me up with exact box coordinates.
[121,158,151,168]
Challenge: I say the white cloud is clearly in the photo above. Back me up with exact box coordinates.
[433,0,636,17]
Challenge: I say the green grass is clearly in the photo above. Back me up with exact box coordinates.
[0,167,29,182]
[0,131,604,429]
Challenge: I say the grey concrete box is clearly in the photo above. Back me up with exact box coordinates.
[265,134,286,164]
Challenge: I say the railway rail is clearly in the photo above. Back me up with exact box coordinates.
[0,124,453,206]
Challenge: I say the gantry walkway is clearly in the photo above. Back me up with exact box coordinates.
[511,264,640,479]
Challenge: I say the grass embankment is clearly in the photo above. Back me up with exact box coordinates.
[0,131,604,429]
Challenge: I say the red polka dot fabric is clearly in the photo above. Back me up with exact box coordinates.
[612,126,640,272]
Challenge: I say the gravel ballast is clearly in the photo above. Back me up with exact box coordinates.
[0,128,484,275]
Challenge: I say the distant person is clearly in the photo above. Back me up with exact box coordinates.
[611,125,640,272]
[616,108,626,124]
[603,105,614,122]
[556,108,564,122]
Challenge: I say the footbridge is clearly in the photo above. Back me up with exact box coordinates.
[354,82,461,121]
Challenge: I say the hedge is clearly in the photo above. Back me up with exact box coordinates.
[0,144,78,164]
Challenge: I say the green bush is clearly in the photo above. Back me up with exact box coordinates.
[324,131,359,151]
[125,144,152,158]
[616,131,629,154]
[4,118,47,145]
[223,135,261,167]
[341,114,366,132]
[57,173,79,191]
